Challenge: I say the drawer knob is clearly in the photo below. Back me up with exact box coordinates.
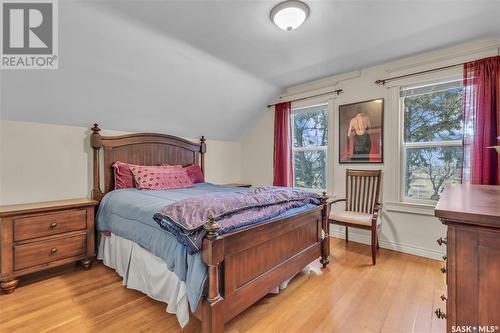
[437,237,447,246]
[50,222,58,229]
[440,294,447,301]
[441,266,447,274]
[442,255,447,261]
[50,247,58,254]
[435,308,447,319]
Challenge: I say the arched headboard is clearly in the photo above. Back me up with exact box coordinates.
[90,123,206,201]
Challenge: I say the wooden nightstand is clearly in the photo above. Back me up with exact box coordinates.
[223,183,252,188]
[0,198,98,294]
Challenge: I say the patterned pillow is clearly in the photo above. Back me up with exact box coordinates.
[113,162,183,189]
[130,165,193,190]
[184,164,205,183]
[160,163,183,168]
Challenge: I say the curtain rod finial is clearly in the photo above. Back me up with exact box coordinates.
[375,80,385,86]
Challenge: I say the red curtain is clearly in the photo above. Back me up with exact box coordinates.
[273,102,293,186]
[463,55,500,185]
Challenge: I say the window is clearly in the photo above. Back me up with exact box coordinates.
[291,103,328,190]
[401,80,464,203]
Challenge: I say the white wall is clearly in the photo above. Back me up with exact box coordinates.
[241,110,275,187]
[2,39,499,260]
[0,120,241,205]
[0,1,278,142]
[241,39,500,260]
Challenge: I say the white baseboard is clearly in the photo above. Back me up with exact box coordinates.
[330,229,445,261]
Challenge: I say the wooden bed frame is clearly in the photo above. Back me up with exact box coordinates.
[90,124,331,333]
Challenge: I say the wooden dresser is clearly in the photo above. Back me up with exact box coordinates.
[0,198,98,294]
[435,184,500,332]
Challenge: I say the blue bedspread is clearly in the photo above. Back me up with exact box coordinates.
[95,183,316,312]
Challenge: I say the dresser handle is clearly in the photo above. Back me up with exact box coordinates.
[441,266,447,273]
[50,222,58,229]
[435,308,447,319]
[440,294,447,301]
[442,255,447,261]
[50,247,58,254]
[437,237,447,246]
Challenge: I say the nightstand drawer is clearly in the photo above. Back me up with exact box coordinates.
[14,209,87,241]
[14,234,87,271]
[1,198,97,294]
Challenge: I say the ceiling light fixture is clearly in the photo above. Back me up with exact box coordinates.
[270,0,310,31]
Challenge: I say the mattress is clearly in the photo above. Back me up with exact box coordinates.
[95,182,316,312]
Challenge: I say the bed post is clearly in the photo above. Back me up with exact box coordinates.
[200,136,206,176]
[320,191,330,268]
[201,215,224,333]
[91,124,104,201]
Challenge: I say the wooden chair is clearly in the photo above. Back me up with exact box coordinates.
[329,169,382,265]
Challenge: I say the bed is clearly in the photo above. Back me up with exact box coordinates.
[90,124,331,333]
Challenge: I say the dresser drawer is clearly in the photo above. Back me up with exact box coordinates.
[14,234,87,271]
[14,209,87,241]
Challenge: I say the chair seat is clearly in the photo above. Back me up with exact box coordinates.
[329,210,381,227]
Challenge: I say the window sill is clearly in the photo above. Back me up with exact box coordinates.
[384,201,436,217]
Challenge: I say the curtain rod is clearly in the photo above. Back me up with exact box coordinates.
[267,89,343,108]
[374,63,464,86]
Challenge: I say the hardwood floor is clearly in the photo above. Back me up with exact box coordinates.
[0,238,446,333]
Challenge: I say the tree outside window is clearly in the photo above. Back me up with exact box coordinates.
[402,80,464,202]
[292,104,328,190]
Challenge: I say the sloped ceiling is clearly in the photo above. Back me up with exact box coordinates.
[1,0,499,141]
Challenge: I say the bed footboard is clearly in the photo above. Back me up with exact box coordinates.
[200,193,331,333]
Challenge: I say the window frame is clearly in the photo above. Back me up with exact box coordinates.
[399,79,464,205]
[291,102,329,192]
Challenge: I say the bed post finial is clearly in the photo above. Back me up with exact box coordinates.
[91,123,101,134]
[320,191,330,268]
[200,135,206,176]
[320,191,328,205]
[201,213,224,332]
[204,215,220,240]
[91,123,103,201]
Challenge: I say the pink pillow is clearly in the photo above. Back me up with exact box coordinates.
[113,162,183,189]
[130,166,193,190]
[113,161,138,189]
[185,164,205,183]
[160,163,183,168]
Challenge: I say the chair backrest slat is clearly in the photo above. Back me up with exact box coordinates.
[364,176,368,212]
[345,169,382,214]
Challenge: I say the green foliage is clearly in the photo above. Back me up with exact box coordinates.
[406,147,463,200]
[293,106,328,189]
[404,87,463,142]
[404,87,463,200]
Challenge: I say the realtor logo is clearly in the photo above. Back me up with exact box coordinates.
[1,0,58,69]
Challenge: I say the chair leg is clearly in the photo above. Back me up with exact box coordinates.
[371,227,377,265]
[345,226,349,243]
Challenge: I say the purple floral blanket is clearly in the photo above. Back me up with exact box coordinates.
[153,187,321,253]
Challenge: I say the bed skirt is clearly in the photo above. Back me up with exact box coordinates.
[97,232,310,328]
[97,233,190,327]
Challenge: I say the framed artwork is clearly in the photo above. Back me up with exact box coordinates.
[339,98,384,163]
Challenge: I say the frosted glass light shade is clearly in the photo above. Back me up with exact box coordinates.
[271,1,310,31]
